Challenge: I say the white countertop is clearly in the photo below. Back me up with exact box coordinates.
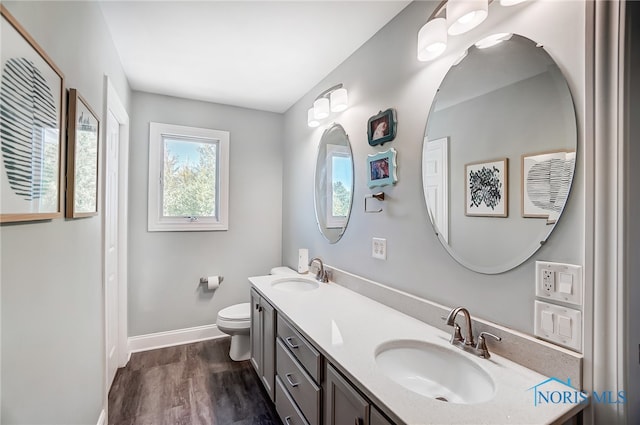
[249,274,586,425]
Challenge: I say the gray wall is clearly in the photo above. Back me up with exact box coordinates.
[0,2,131,424]
[128,92,283,336]
[282,0,586,333]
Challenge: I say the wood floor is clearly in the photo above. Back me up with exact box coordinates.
[108,337,282,425]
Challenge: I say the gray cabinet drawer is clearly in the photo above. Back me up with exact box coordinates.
[275,375,310,425]
[276,339,321,425]
[277,315,321,381]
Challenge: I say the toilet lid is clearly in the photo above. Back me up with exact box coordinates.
[219,303,250,321]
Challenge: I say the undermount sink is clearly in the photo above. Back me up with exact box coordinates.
[374,340,495,404]
[270,277,319,292]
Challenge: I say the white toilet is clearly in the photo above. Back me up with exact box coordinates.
[217,303,251,361]
[217,267,298,361]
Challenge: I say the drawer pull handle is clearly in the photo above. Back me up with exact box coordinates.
[285,373,299,388]
[285,336,299,349]
[285,417,293,425]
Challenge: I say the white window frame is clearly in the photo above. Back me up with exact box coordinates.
[325,143,351,229]
[147,122,229,231]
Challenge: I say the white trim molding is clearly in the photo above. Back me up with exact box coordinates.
[128,324,226,354]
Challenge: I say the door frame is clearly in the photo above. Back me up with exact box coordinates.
[102,75,130,395]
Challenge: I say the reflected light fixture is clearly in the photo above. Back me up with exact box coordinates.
[447,0,488,35]
[500,0,527,5]
[417,18,448,62]
[307,84,349,127]
[475,32,512,49]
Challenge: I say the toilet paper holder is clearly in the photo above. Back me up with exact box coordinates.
[199,276,224,285]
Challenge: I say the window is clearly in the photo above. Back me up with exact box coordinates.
[148,122,229,231]
[325,143,352,228]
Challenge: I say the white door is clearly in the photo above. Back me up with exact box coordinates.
[423,137,449,243]
[105,109,120,388]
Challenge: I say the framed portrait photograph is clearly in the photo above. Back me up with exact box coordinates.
[465,158,508,217]
[0,6,65,223]
[66,89,100,218]
[367,108,397,146]
[367,148,397,188]
[521,150,575,222]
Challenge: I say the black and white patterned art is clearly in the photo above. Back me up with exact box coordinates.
[465,158,508,217]
[1,57,58,203]
[522,151,576,222]
[1,7,63,221]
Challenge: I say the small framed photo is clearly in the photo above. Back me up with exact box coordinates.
[367,108,397,146]
[66,89,100,218]
[521,150,575,222]
[465,158,508,217]
[367,148,397,188]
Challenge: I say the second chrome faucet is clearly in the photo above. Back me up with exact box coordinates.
[308,257,329,283]
[445,306,502,359]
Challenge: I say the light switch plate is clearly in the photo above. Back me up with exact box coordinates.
[372,238,387,260]
[534,300,582,351]
[535,261,583,306]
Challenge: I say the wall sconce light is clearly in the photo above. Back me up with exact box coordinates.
[307,83,348,127]
[447,0,488,35]
[417,0,527,62]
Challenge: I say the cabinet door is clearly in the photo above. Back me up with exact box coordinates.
[325,363,369,425]
[250,289,262,375]
[262,300,276,401]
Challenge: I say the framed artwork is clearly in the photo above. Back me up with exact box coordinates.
[66,89,100,218]
[367,108,397,146]
[367,148,397,188]
[465,158,508,217]
[0,6,65,223]
[521,150,576,222]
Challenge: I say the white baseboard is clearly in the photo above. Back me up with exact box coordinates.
[128,323,226,353]
[96,409,106,425]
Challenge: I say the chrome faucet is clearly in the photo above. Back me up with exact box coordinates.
[445,306,502,359]
[308,257,329,283]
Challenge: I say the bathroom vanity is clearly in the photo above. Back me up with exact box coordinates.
[249,273,586,425]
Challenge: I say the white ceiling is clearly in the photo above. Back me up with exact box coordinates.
[99,1,410,113]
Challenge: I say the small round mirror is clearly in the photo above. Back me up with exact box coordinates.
[314,123,354,244]
[422,34,577,273]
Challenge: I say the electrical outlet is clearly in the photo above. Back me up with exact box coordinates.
[542,270,555,293]
[372,238,387,260]
[535,261,583,306]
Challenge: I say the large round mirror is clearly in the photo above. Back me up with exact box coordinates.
[314,123,354,243]
[422,34,577,274]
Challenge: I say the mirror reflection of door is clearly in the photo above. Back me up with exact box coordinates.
[423,137,449,243]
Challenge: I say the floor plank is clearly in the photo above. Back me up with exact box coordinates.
[109,338,282,425]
